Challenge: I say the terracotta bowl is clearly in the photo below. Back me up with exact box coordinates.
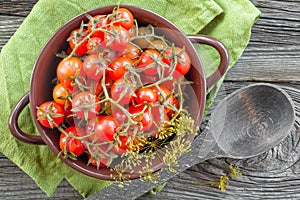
[9,5,229,180]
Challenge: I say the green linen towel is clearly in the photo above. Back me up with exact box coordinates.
[0,0,260,197]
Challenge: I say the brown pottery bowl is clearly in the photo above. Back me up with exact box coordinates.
[9,5,229,180]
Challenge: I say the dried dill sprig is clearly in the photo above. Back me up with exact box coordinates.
[110,111,198,182]
[192,163,242,191]
[139,164,161,184]
[162,113,198,172]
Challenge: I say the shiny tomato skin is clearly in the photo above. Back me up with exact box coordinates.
[150,85,174,113]
[52,83,70,106]
[134,87,158,104]
[68,28,89,56]
[118,43,141,61]
[163,47,191,76]
[36,101,65,129]
[94,115,118,142]
[112,135,146,155]
[87,15,107,39]
[56,57,82,89]
[110,78,136,105]
[87,37,104,53]
[111,135,131,155]
[137,49,160,75]
[111,8,134,30]
[129,104,153,131]
[71,91,101,119]
[82,54,105,80]
[59,126,86,156]
[108,57,133,81]
[85,117,98,142]
[104,26,130,51]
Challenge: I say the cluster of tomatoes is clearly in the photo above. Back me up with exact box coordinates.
[36,7,191,168]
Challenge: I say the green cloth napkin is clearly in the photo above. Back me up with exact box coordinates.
[0,0,260,197]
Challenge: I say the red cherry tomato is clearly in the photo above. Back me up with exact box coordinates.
[137,49,161,75]
[110,78,136,105]
[94,115,118,142]
[36,101,65,129]
[52,83,70,106]
[87,15,107,39]
[68,28,89,56]
[108,56,133,81]
[134,87,158,104]
[151,85,174,113]
[111,8,134,30]
[87,37,104,53]
[118,43,141,61]
[59,126,86,156]
[111,135,131,155]
[56,57,82,90]
[82,54,105,80]
[112,135,146,155]
[71,91,101,120]
[104,26,130,51]
[163,47,191,76]
[129,104,153,131]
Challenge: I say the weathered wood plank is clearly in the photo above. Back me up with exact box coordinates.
[225,0,300,82]
[0,0,38,16]
[0,15,24,49]
[0,154,82,199]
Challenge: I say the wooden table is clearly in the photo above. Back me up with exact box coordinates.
[1,0,300,199]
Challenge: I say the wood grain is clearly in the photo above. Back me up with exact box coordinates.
[226,0,300,82]
[0,16,24,48]
[0,0,38,16]
[1,0,300,199]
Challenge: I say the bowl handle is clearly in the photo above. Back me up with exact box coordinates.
[187,35,229,90]
[8,92,45,145]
